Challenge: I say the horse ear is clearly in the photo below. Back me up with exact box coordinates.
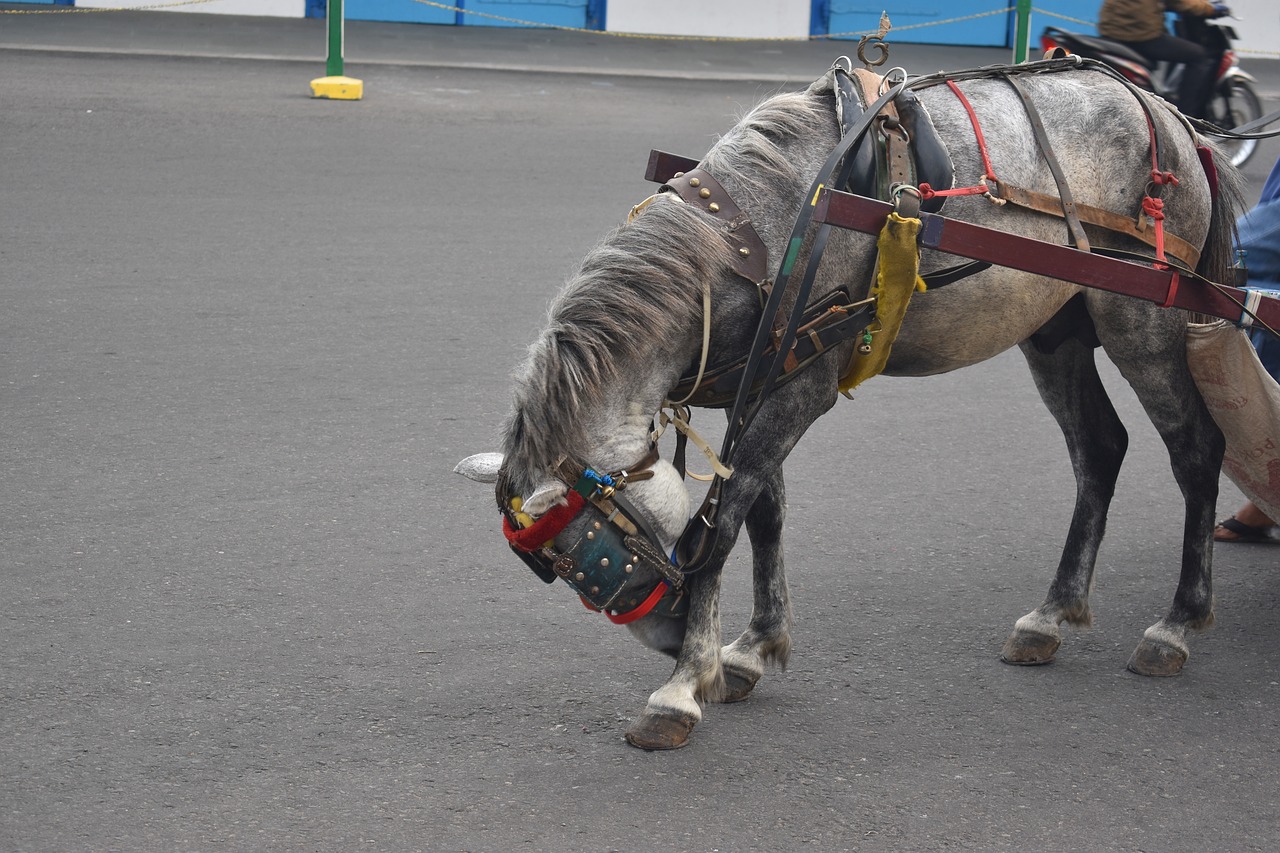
[524,481,569,516]
[454,452,504,483]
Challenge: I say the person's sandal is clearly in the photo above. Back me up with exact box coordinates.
[1213,516,1278,543]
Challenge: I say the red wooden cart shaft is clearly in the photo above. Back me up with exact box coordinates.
[814,188,1280,333]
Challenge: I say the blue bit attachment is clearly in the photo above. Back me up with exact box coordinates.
[573,468,616,499]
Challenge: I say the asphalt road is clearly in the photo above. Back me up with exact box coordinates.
[3,24,1280,853]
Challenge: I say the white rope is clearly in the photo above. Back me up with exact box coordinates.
[666,280,713,407]
[652,406,734,481]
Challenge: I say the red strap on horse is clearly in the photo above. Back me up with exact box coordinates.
[920,182,992,200]
[1160,270,1181,309]
[1140,111,1179,273]
[947,80,998,183]
[1142,193,1168,261]
[1149,168,1179,193]
[920,81,999,201]
[1140,185,1183,306]
[580,581,671,625]
[502,490,586,552]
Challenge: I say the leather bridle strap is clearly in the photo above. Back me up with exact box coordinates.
[581,581,672,624]
[502,444,661,551]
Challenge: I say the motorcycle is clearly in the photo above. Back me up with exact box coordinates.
[1041,15,1263,167]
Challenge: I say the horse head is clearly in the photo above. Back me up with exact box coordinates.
[456,436,693,655]
[454,196,762,656]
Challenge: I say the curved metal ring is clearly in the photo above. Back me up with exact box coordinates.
[857,35,889,68]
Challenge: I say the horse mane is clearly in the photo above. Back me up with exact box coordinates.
[500,201,735,490]
[499,87,837,491]
[704,88,836,211]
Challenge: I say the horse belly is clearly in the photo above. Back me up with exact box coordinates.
[882,269,1081,376]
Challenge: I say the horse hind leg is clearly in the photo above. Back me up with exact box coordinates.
[720,467,792,703]
[1091,299,1222,676]
[1003,324,1128,666]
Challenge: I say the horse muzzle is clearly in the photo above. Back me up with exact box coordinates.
[497,449,687,625]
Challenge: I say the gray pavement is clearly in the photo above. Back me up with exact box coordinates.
[3,10,1280,853]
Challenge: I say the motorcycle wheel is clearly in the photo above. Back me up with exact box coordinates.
[1210,79,1262,169]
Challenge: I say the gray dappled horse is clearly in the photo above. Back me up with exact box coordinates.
[457,61,1243,750]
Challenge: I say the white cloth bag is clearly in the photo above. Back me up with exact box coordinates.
[1186,320,1280,520]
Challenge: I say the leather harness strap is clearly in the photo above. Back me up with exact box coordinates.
[814,189,1280,333]
[992,181,1201,270]
[644,149,882,410]
[1002,74,1091,253]
[666,292,876,408]
[921,70,1202,272]
[661,167,770,287]
[673,76,913,574]
[848,67,915,196]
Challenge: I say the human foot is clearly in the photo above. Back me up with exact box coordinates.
[1213,515,1277,543]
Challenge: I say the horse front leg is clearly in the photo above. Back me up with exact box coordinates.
[1002,334,1129,665]
[623,537,733,750]
[625,367,840,750]
[623,468,789,748]
[624,473,776,749]
[720,466,792,703]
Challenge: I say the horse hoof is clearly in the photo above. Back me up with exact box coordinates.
[720,666,760,703]
[1126,638,1187,677]
[624,712,696,750]
[1000,629,1060,665]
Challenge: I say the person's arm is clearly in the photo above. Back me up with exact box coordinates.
[1169,0,1222,17]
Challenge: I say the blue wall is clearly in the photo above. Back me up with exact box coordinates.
[314,0,602,29]
[465,0,592,29]
[821,1,1008,45]
[305,2,1081,47]
[1033,0,1099,36]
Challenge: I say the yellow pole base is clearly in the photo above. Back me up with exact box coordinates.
[310,76,364,100]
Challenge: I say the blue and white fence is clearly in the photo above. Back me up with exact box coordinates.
[10,0,1280,57]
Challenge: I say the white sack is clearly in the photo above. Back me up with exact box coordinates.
[1186,320,1280,520]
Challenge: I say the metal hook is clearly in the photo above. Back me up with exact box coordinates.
[856,13,892,69]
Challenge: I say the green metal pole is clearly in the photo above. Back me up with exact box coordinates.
[1012,0,1032,64]
[326,0,344,78]
[311,0,361,99]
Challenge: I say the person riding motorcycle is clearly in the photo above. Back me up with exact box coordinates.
[1097,0,1231,119]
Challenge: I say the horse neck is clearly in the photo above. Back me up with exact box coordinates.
[580,381,671,475]
[702,90,842,262]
